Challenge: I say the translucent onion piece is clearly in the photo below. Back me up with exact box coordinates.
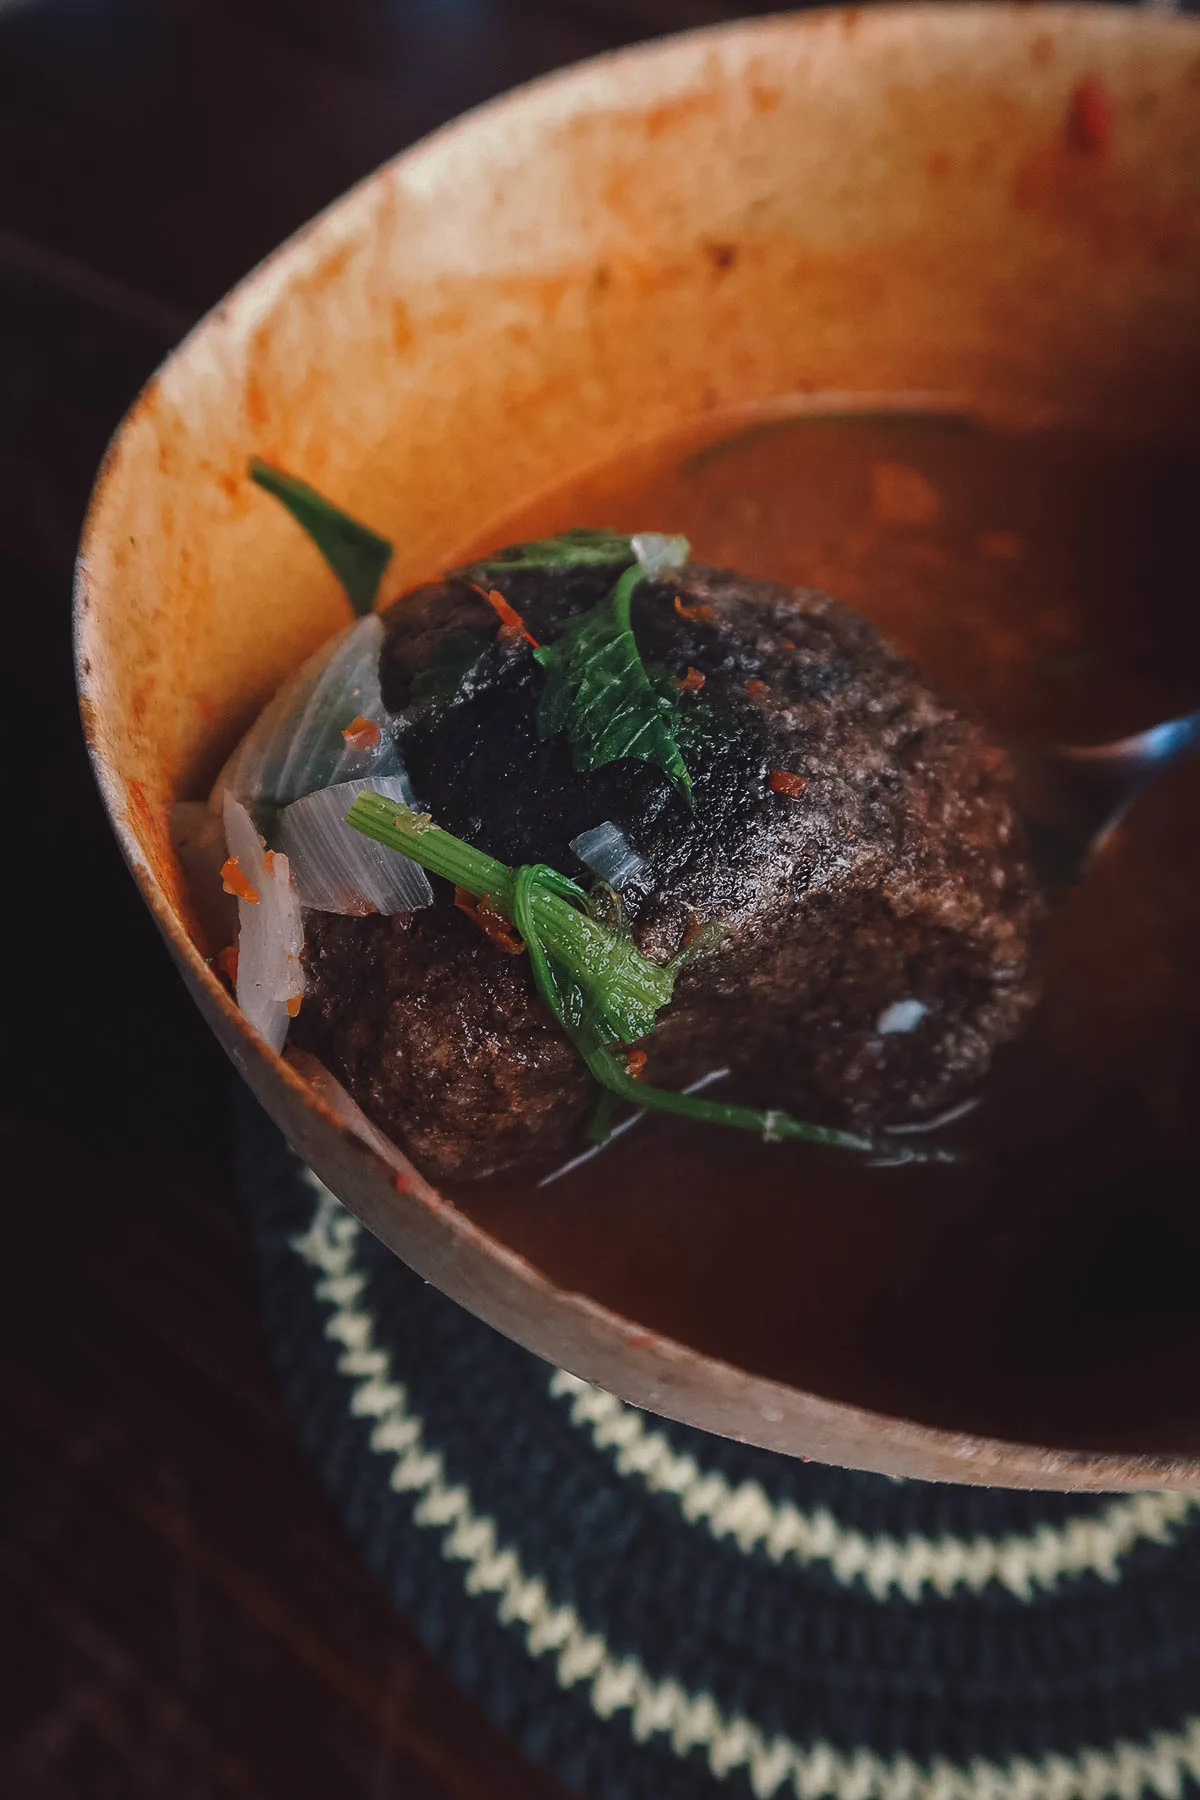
[211,614,409,821]
[570,821,645,890]
[632,532,690,579]
[276,777,434,915]
[222,791,305,1052]
[876,998,930,1036]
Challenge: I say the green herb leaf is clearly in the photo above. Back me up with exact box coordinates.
[464,529,635,580]
[571,1033,878,1155]
[249,458,392,618]
[344,793,930,1162]
[534,563,692,797]
[344,793,673,1045]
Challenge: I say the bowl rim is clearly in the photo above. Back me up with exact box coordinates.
[74,2,1200,1491]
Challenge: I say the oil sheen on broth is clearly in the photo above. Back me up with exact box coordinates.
[444,410,1200,1447]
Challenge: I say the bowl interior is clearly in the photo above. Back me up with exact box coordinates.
[77,5,1200,1486]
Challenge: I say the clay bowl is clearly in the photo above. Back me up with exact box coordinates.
[76,6,1200,1488]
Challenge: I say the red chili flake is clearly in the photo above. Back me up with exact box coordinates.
[454,886,525,954]
[220,854,259,904]
[394,1171,414,1195]
[215,944,239,982]
[1067,76,1112,157]
[625,1048,648,1081]
[768,769,808,798]
[780,639,796,651]
[285,994,303,1019]
[341,713,382,750]
[262,849,278,875]
[470,582,539,648]
[674,595,713,624]
[746,679,769,698]
[675,666,706,692]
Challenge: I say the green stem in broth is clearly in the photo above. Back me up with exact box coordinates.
[345,791,880,1158]
[345,794,672,1046]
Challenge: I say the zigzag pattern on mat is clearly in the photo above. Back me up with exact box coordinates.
[291,1175,1200,1800]
[548,1371,1200,1602]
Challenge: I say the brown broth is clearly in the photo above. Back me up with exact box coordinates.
[445,409,1200,1453]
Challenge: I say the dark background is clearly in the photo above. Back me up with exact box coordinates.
[1,1,1192,1795]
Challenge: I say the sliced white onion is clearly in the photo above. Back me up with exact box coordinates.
[276,777,434,916]
[212,614,409,820]
[632,532,690,579]
[570,821,645,890]
[222,790,305,1052]
[876,998,930,1036]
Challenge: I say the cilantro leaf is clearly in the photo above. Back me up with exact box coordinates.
[534,563,692,798]
[465,529,634,580]
[249,458,392,617]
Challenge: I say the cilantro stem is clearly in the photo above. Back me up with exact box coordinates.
[345,793,674,1042]
[609,561,640,633]
[570,1040,875,1154]
[345,791,912,1163]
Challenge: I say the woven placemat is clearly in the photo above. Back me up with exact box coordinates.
[237,1097,1200,1800]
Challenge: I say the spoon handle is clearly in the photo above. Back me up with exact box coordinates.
[1021,707,1200,888]
[1064,709,1200,775]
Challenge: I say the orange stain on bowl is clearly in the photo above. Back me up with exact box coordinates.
[602,161,636,215]
[307,242,352,292]
[751,81,783,114]
[431,303,468,335]
[1010,129,1200,269]
[245,372,269,432]
[643,88,718,139]
[127,373,162,428]
[391,298,415,355]
[534,274,570,320]
[704,241,739,276]
[629,256,690,298]
[126,777,172,885]
[1067,76,1113,157]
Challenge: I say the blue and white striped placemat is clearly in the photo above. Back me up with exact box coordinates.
[238,1099,1200,1800]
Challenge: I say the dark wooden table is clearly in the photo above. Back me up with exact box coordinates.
[0,2,800,1793]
